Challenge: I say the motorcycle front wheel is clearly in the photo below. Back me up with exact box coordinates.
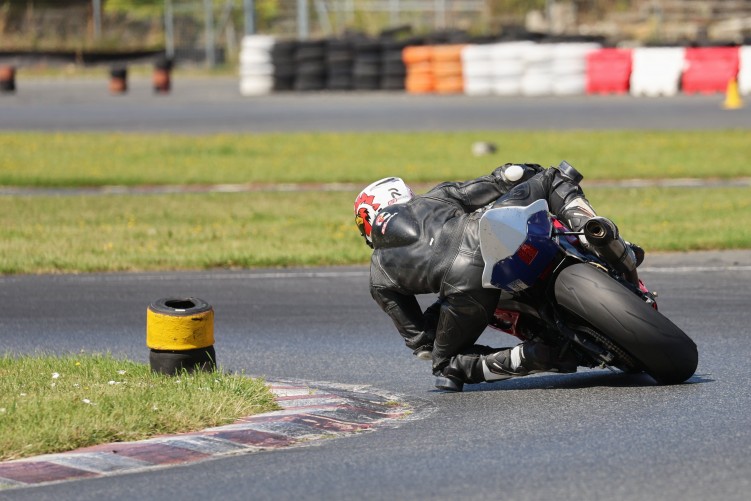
[554,263,698,384]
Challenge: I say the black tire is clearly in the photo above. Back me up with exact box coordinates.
[271,40,297,59]
[150,346,216,375]
[148,297,212,316]
[554,263,698,384]
[295,41,326,62]
[380,75,405,90]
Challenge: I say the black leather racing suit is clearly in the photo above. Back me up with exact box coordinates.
[369,163,598,376]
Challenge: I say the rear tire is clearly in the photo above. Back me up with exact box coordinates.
[554,263,698,384]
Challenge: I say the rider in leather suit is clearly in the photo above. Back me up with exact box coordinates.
[355,162,641,392]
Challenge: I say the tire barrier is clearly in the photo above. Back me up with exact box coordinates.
[432,45,465,94]
[490,42,531,96]
[461,44,494,96]
[146,297,216,375]
[153,57,173,94]
[239,35,274,96]
[239,35,750,98]
[521,43,555,96]
[551,42,601,95]
[326,38,354,90]
[294,39,327,91]
[109,65,127,95]
[381,41,407,91]
[403,45,434,94]
[270,39,297,91]
[352,39,381,91]
[0,65,16,93]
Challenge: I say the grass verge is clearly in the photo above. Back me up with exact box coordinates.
[1,130,750,187]
[0,353,279,462]
[1,186,749,274]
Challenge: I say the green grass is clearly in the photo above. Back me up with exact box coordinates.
[1,130,750,274]
[587,186,751,251]
[1,186,749,275]
[0,192,365,274]
[0,353,279,462]
[1,130,750,187]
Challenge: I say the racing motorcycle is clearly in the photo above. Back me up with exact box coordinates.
[479,198,698,385]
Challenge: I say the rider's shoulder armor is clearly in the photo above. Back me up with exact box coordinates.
[371,204,420,249]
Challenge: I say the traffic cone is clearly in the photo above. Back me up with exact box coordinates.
[723,78,743,110]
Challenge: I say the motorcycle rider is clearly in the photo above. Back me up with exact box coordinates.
[354,161,642,392]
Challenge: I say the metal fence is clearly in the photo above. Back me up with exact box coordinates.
[0,0,494,66]
[2,1,749,68]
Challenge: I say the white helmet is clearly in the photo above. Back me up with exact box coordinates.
[354,177,414,247]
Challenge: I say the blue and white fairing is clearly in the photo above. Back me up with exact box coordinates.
[479,199,560,292]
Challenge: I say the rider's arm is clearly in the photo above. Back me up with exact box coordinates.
[370,285,435,351]
[427,163,543,212]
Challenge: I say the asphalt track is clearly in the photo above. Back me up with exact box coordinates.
[2,251,751,500]
[1,75,749,132]
[2,79,751,500]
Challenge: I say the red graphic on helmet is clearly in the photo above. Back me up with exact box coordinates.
[354,193,380,237]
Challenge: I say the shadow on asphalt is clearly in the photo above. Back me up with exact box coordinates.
[438,370,713,393]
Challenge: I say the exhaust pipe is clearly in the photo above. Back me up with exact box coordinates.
[583,217,638,277]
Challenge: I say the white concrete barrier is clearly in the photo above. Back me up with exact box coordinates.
[630,47,685,97]
[738,46,751,95]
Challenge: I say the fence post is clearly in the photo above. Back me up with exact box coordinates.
[244,0,255,35]
[297,0,309,40]
[204,0,216,67]
[165,0,175,59]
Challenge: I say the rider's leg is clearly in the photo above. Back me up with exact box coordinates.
[440,342,578,390]
[430,289,496,371]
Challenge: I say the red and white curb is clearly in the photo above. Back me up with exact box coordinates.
[0,380,426,489]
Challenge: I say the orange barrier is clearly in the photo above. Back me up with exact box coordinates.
[403,46,435,94]
[433,44,465,94]
[403,46,433,65]
[403,44,465,95]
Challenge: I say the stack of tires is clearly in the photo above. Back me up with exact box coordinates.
[432,45,465,94]
[352,39,382,90]
[491,41,531,95]
[326,38,354,90]
[295,40,327,91]
[381,40,407,90]
[520,43,554,96]
[271,39,297,91]
[403,46,434,94]
[461,44,494,95]
[551,43,600,95]
[239,35,275,96]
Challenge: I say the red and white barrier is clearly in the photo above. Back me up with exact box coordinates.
[630,47,685,97]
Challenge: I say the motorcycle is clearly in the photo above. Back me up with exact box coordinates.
[479,197,698,385]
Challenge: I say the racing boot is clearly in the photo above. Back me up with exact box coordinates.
[412,344,433,361]
[434,346,498,392]
[482,342,578,380]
